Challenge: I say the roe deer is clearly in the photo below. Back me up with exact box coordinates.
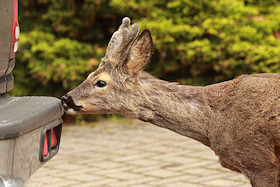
[61,17,280,187]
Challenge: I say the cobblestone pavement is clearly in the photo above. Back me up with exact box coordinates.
[25,119,250,187]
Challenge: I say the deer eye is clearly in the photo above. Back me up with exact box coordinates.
[96,80,107,87]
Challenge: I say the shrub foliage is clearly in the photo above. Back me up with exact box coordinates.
[15,0,280,97]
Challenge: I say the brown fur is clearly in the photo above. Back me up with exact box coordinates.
[206,74,280,186]
[62,18,280,187]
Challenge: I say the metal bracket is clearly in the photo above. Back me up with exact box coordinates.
[0,176,24,187]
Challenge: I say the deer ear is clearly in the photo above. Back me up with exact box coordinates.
[126,29,153,75]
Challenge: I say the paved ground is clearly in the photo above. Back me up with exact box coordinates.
[25,119,250,187]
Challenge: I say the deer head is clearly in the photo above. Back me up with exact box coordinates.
[61,17,153,116]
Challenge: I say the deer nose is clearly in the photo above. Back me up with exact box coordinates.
[61,94,83,112]
[61,95,69,108]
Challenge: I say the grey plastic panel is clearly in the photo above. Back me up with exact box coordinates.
[6,74,14,92]
[0,0,12,78]
[0,77,6,93]
[6,58,15,76]
[0,0,15,93]
[0,0,13,94]
[0,95,64,139]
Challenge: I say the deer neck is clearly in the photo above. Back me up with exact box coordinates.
[121,72,211,147]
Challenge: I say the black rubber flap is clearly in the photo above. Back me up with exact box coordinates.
[0,95,64,139]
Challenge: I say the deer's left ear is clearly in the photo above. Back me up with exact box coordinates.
[126,29,153,75]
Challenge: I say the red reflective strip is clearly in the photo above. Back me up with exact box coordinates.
[9,0,18,58]
[43,135,48,157]
[51,129,57,147]
[13,0,18,26]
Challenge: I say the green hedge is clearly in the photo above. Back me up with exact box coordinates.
[14,0,280,97]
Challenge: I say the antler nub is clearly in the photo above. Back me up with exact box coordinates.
[104,17,140,66]
[120,17,131,30]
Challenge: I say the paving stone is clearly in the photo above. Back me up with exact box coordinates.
[182,167,224,176]
[132,185,155,187]
[131,165,164,173]
[53,180,82,187]
[112,152,156,162]
[111,176,158,186]
[89,160,124,168]
[145,169,182,178]
[147,175,197,185]
[64,173,103,182]
[187,172,236,184]
[74,178,119,186]
[163,155,201,164]
[125,158,161,166]
[102,171,142,180]
[200,178,245,186]
[165,182,204,187]
[169,183,205,187]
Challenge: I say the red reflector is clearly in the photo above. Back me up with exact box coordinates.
[40,124,62,162]
[43,130,57,156]
[51,129,57,147]
[43,135,48,157]
[9,0,19,58]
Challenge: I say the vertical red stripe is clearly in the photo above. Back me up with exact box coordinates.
[9,0,18,58]
[43,135,49,157]
[51,129,58,147]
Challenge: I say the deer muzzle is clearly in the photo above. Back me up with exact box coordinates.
[61,94,83,115]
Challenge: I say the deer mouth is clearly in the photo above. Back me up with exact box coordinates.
[61,95,83,114]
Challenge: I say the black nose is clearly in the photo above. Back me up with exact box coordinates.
[61,95,83,111]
